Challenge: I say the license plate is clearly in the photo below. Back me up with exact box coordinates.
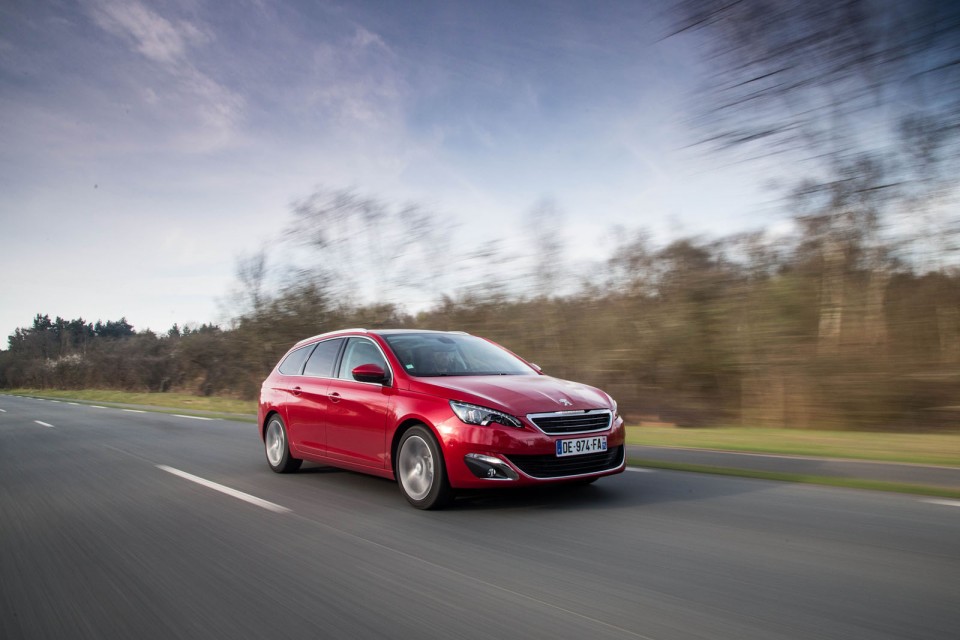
[556,436,607,457]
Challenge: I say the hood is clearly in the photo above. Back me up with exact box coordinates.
[407,373,612,416]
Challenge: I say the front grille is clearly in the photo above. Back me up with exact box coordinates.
[528,409,612,435]
[507,446,624,479]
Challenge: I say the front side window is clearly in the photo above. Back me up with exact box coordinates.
[383,333,535,377]
[278,344,313,375]
[338,338,390,382]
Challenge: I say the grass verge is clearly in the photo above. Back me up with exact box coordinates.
[627,426,960,467]
[628,458,960,499]
[4,388,257,420]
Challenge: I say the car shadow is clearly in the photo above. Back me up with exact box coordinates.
[285,462,771,512]
[447,466,770,512]
[296,462,350,474]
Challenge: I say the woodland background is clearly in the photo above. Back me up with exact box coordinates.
[3,1,959,432]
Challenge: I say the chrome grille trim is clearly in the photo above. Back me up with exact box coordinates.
[526,409,613,435]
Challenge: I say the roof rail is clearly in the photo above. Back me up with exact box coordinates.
[294,327,368,347]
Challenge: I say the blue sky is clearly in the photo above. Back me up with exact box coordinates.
[0,0,783,341]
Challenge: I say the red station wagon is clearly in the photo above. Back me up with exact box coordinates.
[258,328,625,508]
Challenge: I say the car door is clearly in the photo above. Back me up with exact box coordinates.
[285,338,344,455]
[273,343,317,451]
[324,337,394,468]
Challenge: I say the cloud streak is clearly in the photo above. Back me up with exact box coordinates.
[85,0,209,65]
[82,0,243,151]
[309,25,405,128]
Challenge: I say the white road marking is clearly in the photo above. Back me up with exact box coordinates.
[156,465,290,514]
[173,414,215,421]
[0,408,6,412]
[90,405,108,409]
[123,409,146,414]
[49,400,61,403]
[67,402,80,406]
[34,421,54,428]
[923,499,960,508]
[626,467,655,473]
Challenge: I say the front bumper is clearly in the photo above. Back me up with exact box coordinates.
[437,413,626,489]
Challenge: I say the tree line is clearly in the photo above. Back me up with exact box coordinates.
[1,207,958,432]
[2,0,957,431]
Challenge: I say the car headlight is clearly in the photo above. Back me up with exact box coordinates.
[450,401,522,428]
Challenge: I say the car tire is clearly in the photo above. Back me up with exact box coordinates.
[264,414,302,473]
[396,425,453,510]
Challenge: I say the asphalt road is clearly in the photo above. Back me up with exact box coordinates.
[2,395,958,640]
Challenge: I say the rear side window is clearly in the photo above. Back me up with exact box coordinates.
[303,338,344,377]
[278,345,313,375]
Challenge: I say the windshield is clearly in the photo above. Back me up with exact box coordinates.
[383,333,536,377]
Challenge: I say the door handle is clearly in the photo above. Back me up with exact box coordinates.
[329,391,341,403]
[292,386,302,397]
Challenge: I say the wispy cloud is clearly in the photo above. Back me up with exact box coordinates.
[82,0,243,151]
[84,0,209,65]
[310,26,405,127]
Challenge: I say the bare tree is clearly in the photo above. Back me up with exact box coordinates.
[671,0,960,161]
[286,187,451,306]
[524,198,567,297]
[672,0,960,369]
[233,248,268,317]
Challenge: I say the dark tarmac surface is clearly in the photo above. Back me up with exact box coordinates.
[2,395,958,640]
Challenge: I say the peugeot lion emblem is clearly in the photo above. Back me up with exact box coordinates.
[558,397,573,407]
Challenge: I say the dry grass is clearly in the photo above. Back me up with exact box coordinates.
[7,389,257,415]
[627,426,960,467]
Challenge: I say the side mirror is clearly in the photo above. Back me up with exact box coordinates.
[352,363,388,384]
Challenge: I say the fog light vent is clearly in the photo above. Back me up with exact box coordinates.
[464,453,519,481]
